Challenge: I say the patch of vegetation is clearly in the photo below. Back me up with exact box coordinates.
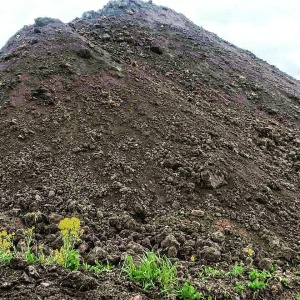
[201,266,225,278]
[247,269,271,291]
[122,251,178,294]
[49,217,83,270]
[0,230,14,264]
[21,226,44,263]
[1,218,299,299]
[229,262,245,277]
[0,217,112,275]
[175,282,203,299]
[83,260,113,273]
[235,281,244,295]
[280,277,290,287]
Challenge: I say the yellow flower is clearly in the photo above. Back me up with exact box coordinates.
[58,217,83,250]
[0,230,14,253]
[245,248,255,257]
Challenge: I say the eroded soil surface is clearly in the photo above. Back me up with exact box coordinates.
[0,0,299,299]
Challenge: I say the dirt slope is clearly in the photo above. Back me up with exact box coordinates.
[0,0,299,299]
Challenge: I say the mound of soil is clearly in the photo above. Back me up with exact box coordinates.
[0,0,299,299]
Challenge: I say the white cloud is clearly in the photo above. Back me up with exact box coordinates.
[0,0,300,79]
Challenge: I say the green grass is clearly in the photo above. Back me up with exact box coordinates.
[280,277,290,287]
[0,250,13,264]
[247,280,266,290]
[229,263,244,277]
[235,282,244,295]
[122,251,178,294]
[175,282,203,299]
[201,266,225,278]
[83,260,113,273]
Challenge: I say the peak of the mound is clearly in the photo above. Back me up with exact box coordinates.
[100,0,156,14]
[81,0,193,30]
[82,0,158,19]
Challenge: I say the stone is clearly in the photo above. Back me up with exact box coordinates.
[282,247,297,261]
[34,17,57,27]
[61,271,98,290]
[127,241,144,254]
[167,246,178,257]
[150,45,164,55]
[130,295,143,300]
[100,34,111,42]
[48,213,63,224]
[27,265,39,278]
[161,234,180,248]
[201,170,227,189]
[191,210,205,217]
[40,282,51,288]
[86,246,108,263]
[201,246,221,262]
[258,258,273,270]
[23,211,43,226]
[48,190,55,197]
[211,231,225,243]
[35,194,42,201]
[33,27,41,33]
[76,48,92,59]
[251,223,260,231]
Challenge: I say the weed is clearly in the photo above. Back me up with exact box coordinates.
[280,277,290,287]
[51,247,80,270]
[249,269,270,282]
[83,260,113,273]
[201,266,225,278]
[122,251,178,294]
[58,217,83,250]
[0,230,14,264]
[247,269,271,291]
[229,263,245,277]
[235,282,244,295]
[296,294,300,300]
[247,280,266,290]
[21,227,39,263]
[176,282,203,299]
[50,217,83,270]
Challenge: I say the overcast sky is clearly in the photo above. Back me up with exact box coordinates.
[0,0,299,79]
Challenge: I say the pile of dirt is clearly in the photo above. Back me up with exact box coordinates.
[0,0,299,299]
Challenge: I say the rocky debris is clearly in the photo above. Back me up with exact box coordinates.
[191,210,205,217]
[150,45,163,55]
[258,258,273,270]
[97,0,156,17]
[282,247,298,261]
[86,247,109,263]
[201,246,221,262]
[34,17,58,28]
[76,48,92,59]
[61,271,98,290]
[200,169,228,189]
[31,86,55,105]
[210,231,225,243]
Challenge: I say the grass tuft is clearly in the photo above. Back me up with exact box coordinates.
[122,251,178,294]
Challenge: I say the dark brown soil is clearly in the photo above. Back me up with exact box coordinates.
[0,0,299,299]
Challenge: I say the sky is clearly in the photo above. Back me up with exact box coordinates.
[0,0,299,79]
